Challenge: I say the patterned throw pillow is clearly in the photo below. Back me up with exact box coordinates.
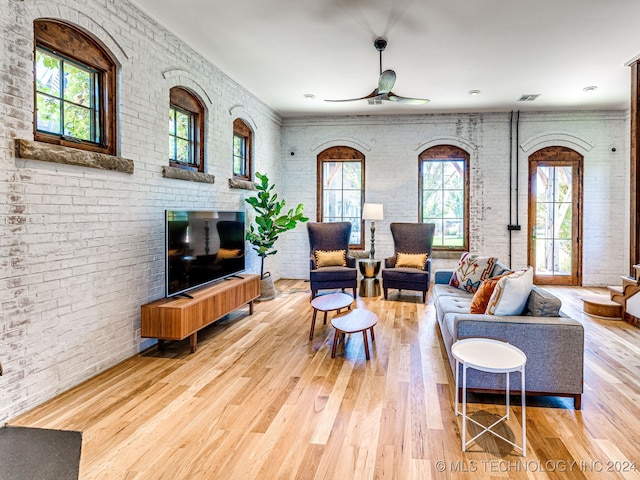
[449,252,498,294]
[469,273,511,313]
[395,252,428,269]
[486,267,534,316]
[315,249,347,268]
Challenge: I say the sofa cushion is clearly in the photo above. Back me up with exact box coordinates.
[486,267,533,315]
[469,273,511,313]
[449,253,498,294]
[523,286,562,317]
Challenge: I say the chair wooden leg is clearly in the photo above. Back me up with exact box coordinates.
[383,287,388,299]
[352,287,357,298]
[422,291,427,303]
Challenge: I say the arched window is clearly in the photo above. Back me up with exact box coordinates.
[34,19,117,155]
[169,87,205,172]
[419,145,470,250]
[317,146,365,248]
[233,119,252,180]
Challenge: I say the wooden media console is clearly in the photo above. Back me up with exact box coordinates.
[141,274,260,352]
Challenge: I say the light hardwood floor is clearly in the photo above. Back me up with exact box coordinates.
[9,281,640,479]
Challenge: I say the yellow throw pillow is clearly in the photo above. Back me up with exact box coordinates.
[215,248,242,263]
[395,252,428,269]
[315,249,346,268]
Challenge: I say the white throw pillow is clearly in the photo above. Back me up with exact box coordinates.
[486,266,534,316]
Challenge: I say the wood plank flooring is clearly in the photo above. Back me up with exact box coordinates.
[8,281,640,479]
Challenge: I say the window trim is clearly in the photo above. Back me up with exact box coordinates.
[232,118,252,180]
[419,145,470,251]
[169,87,205,172]
[34,19,117,155]
[317,146,366,250]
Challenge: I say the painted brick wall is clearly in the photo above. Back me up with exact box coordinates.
[0,0,281,423]
[279,111,629,282]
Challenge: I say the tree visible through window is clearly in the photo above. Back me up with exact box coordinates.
[34,19,116,155]
[317,146,365,248]
[169,87,205,172]
[233,119,252,179]
[419,145,469,250]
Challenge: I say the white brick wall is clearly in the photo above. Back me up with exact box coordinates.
[0,0,280,423]
[279,111,629,281]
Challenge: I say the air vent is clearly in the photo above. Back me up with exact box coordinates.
[518,94,540,102]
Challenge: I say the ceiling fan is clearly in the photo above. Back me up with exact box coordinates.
[325,37,429,105]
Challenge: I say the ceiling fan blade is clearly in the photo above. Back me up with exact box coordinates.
[325,89,378,103]
[388,93,430,105]
[378,70,396,95]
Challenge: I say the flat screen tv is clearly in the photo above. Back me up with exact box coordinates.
[166,209,246,298]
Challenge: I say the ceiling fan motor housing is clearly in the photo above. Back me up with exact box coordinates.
[374,37,387,52]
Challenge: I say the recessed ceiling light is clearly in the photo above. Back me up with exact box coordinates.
[303,93,316,100]
[468,90,481,96]
[583,86,598,92]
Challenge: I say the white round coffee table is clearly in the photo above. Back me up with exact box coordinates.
[309,292,354,340]
[330,308,378,360]
[451,338,527,456]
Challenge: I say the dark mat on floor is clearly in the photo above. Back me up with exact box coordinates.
[0,426,82,480]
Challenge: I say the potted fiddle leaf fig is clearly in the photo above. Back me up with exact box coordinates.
[245,172,308,299]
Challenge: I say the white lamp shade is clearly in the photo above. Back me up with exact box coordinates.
[362,203,384,221]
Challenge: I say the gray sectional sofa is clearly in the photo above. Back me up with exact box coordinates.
[433,263,584,409]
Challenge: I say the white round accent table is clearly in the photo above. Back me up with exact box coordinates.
[451,338,527,456]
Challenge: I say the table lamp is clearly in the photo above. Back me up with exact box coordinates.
[362,203,383,258]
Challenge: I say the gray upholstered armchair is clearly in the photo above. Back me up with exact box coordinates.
[307,222,358,299]
[381,222,436,302]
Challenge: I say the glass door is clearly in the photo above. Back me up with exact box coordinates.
[528,150,582,285]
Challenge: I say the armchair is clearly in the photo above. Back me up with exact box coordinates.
[381,222,435,302]
[307,222,358,299]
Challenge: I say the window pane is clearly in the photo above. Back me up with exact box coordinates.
[175,111,191,140]
[169,136,176,161]
[422,161,442,189]
[443,190,463,218]
[443,220,464,246]
[63,62,92,107]
[36,94,61,134]
[425,218,444,246]
[342,190,361,218]
[233,135,244,158]
[176,138,190,163]
[169,108,176,134]
[323,162,343,189]
[443,161,464,189]
[422,190,442,217]
[63,102,91,141]
[342,162,362,189]
[35,50,61,96]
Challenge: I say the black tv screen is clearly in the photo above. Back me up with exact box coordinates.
[166,210,246,297]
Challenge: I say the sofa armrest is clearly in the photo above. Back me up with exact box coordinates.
[434,269,454,284]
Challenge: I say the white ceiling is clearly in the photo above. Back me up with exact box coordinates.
[129,0,640,118]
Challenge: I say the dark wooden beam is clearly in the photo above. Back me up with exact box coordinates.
[631,62,640,273]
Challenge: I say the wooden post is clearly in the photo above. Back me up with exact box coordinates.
[631,61,640,274]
